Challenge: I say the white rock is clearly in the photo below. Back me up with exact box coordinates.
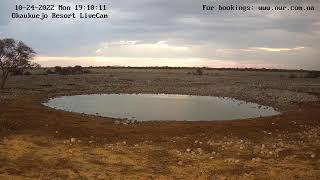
[225,158,240,163]
[252,157,262,162]
[311,154,316,159]
[196,148,203,154]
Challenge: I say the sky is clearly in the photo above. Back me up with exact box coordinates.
[0,0,319,70]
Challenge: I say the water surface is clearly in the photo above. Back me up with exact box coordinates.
[44,94,279,121]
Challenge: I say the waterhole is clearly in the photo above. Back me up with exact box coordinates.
[43,94,279,121]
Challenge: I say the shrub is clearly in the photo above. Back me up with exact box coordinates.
[54,66,62,74]
[24,71,32,75]
[73,65,83,74]
[60,67,73,75]
[11,68,24,76]
[289,74,297,79]
[83,70,91,74]
[46,69,55,74]
[304,72,320,79]
[54,66,88,75]
[195,68,204,76]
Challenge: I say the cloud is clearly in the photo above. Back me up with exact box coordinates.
[220,46,305,53]
[251,46,305,52]
[95,40,190,58]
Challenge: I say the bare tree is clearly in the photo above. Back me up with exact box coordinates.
[0,38,38,89]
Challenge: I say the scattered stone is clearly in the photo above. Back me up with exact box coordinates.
[178,161,183,166]
[70,138,76,143]
[311,153,316,159]
[224,158,240,163]
[114,120,121,125]
[252,157,262,162]
[89,141,94,144]
[186,148,191,153]
[122,141,127,145]
[196,148,203,154]
[275,148,283,153]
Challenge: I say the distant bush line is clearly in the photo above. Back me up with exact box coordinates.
[288,72,320,79]
[71,66,319,73]
[50,66,91,75]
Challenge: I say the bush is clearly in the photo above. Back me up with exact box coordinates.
[83,70,91,74]
[53,66,89,75]
[60,67,73,75]
[24,71,32,75]
[304,72,320,79]
[195,68,204,76]
[46,69,55,74]
[73,65,83,74]
[289,74,297,79]
[54,66,62,74]
[11,69,24,76]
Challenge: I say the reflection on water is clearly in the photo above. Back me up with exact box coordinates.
[43,94,280,121]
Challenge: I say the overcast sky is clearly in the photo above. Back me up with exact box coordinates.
[0,0,319,70]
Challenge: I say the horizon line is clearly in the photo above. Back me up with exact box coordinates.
[38,65,320,72]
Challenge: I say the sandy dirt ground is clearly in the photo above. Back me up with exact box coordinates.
[0,68,320,179]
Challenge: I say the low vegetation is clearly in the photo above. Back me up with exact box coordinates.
[304,71,320,79]
[53,65,90,75]
[187,68,210,76]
